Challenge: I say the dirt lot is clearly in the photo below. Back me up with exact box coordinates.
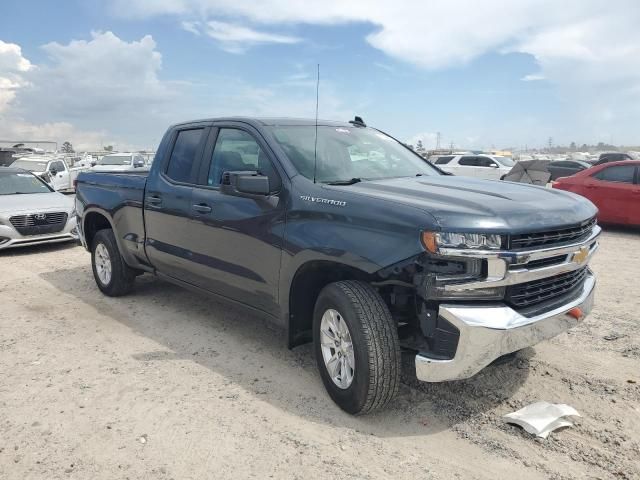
[1,229,639,480]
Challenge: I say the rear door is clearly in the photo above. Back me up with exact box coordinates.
[588,165,637,224]
[185,123,287,315]
[144,124,209,281]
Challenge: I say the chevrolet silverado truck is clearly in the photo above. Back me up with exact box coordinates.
[75,117,600,414]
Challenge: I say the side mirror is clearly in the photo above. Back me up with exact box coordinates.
[50,169,58,175]
[490,164,499,168]
[221,171,270,196]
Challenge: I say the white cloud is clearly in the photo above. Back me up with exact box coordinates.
[0,32,350,150]
[25,31,173,118]
[407,132,439,150]
[182,20,300,53]
[522,73,545,82]
[0,40,33,112]
[113,0,640,102]
[0,32,183,150]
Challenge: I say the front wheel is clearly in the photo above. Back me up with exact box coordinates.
[313,281,401,415]
[91,229,136,296]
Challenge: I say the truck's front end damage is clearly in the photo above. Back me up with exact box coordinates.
[377,218,600,382]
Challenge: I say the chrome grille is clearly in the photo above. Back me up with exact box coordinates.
[9,212,68,236]
[505,267,588,309]
[509,218,596,250]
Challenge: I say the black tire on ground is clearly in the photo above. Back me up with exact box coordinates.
[91,228,136,296]
[313,280,401,415]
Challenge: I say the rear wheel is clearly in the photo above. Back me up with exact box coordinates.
[313,281,401,415]
[91,229,136,296]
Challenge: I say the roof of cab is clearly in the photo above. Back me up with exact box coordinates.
[171,117,355,129]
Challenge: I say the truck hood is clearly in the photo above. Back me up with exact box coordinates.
[0,192,73,215]
[327,176,597,233]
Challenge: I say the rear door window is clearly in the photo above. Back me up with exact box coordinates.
[165,128,205,183]
[594,165,636,184]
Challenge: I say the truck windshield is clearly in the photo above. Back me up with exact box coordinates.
[99,155,131,165]
[11,160,48,172]
[269,125,440,183]
[0,171,52,195]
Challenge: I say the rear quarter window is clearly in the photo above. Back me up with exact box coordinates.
[434,156,454,165]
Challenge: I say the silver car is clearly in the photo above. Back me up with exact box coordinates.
[0,168,78,250]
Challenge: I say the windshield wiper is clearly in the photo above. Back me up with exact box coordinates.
[324,178,362,185]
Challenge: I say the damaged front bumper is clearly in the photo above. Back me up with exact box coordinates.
[415,271,595,382]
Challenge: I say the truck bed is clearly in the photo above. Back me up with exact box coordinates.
[76,170,149,269]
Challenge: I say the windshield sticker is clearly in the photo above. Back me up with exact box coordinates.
[335,128,350,133]
[300,195,347,207]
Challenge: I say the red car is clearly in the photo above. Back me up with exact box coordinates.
[552,160,640,226]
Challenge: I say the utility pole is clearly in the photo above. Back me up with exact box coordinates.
[449,141,454,151]
[436,132,441,150]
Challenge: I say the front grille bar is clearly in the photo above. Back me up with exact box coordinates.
[509,218,596,250]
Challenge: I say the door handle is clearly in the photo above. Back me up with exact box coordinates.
[192,203,212,214]
[146,195,163,207]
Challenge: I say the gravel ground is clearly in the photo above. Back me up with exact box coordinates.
[1,228,639,479]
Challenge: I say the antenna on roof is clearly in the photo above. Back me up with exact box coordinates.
[313,63,320,184]
[349,116,366,127]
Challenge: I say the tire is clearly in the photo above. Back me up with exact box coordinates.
[313,280,401,415]
[91,229,136,296]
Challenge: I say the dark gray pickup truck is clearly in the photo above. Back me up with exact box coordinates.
[76,117,600,414]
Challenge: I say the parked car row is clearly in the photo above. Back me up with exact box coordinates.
[10,156,85,193]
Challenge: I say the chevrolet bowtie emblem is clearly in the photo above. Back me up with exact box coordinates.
[572,246,589,264]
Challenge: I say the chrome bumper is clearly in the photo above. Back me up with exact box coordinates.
[415,272,595,382]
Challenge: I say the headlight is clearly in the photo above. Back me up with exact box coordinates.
[421,231,503,253]
[421,256,505,300]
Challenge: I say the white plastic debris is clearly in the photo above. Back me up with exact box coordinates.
[502,401,581,439]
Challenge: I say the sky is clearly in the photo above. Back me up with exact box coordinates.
[1,0,639,151]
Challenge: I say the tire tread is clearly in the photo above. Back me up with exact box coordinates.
[332,280,401,414]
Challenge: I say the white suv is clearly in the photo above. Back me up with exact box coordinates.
[432,154,514,180]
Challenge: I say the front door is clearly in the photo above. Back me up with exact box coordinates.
[144,125,209,281]
[186,124,286,315]
[476,156,501,180]
[49,160,69,190]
